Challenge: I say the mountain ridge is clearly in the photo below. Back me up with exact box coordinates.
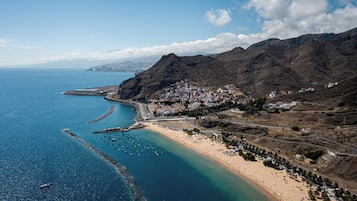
[117,28,357,102]
[114,28,357,194]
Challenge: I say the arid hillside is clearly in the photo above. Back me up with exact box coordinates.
[117,28,357,101]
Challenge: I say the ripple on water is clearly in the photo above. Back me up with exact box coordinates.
[0,130,133,201]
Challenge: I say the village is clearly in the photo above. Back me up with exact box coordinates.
[144,79,354,201]
[147,79,314,116]
[148,80,247,116]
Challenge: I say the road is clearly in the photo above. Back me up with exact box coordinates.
[135,102,357,157]
[137,103,152,120]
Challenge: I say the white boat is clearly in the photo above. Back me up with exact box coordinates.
[39,183,51,189]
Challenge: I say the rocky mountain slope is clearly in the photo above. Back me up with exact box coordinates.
[117,28,357,101]
[115,28,357,193]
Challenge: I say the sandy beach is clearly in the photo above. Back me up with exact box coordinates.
[143,121,310,201]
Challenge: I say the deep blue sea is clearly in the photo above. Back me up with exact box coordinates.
[0,68,268,201]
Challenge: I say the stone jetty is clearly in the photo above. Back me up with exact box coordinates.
[63,129,146,201]
[93,123,145,134]
[88,106,115,124]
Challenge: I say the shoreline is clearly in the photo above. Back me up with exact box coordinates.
[62,89,143,121]
[142,121,310,201]
[63,88,310,200]
[104,94,144,122]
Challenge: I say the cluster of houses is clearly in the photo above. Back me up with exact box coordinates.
[298,87,315,93]
[266,101,299,111]
[325,82,339,88]
[268,82,339,99]
[148,80,247,116]
[148,79,341,117]
[268,87,315,98]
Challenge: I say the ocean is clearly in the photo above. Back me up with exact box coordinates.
[0,68,268,201]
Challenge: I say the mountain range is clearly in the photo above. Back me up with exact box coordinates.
[87,61,154,72]
[114,27,357,193]
[117,28,357,102]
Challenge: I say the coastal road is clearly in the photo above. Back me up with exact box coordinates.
[226,130,357,157]
[137,103,152,120]
[316,133,357,154]
[148,117,196,122]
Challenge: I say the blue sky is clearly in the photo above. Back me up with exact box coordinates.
[0,0,357,66]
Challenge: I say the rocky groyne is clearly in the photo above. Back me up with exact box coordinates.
[63,86,118,96]
[88,106,115,124]
[63,129,146,201]
[92,123,145,134]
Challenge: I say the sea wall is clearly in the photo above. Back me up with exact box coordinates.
[88,106,116,124]
[63,129,146,201]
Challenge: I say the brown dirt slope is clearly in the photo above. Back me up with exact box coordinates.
[117,28,357,101]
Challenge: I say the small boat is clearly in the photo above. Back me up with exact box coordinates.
[39,183,51,189]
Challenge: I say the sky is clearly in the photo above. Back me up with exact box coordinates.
[0,0,357,67]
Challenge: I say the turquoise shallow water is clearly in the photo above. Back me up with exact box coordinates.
[0,68,268,201]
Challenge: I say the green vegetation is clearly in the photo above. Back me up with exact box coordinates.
[183,128,201,136]
[291,126,300,131]
[263,160,282,170]
[238,150,256,161]
[304,150,324,160]
[237,98,266,114]
[178,101,239,117]
[237,141,348,201]
[192,128,200,133]
[217,113,229,119]
[334,188,356,201]
[322,192,331,201]
[176,97,267,117]
[183,129,193,136]
[194,127,349,201]
[308,189,317,201]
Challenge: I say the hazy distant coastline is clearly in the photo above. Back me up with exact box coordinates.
[86,61,153,72]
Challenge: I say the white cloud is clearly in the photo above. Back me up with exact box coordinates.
[339,0,352,5]
[0,38,44,50]
[244,0,289,19]
[205,9,232,26]
[89,3,356,61]
[52,3,356,63]
[244,0,357,39]
[289,0,328,19]
[38,33,252,63]
[0,38,11,47]
[2,1,357,66]
[244,0,329,20]
[40,1,357,64]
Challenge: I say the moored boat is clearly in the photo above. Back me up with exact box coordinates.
[39,183,51,189]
